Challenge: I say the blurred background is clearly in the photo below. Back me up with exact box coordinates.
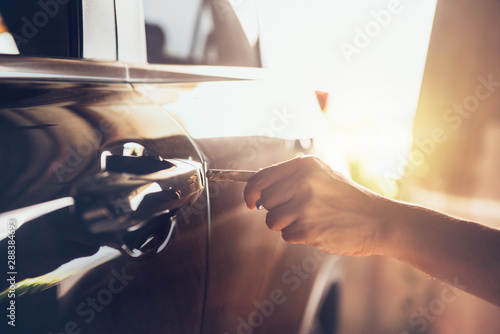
[2,0,499,332]
[257,0,436,198]
[254,0,500,333]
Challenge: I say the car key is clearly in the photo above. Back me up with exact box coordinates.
[206,169,264,210]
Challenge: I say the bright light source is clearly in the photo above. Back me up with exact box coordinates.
[257,0,438,196]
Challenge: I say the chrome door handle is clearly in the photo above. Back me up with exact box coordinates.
[73,143,204,257]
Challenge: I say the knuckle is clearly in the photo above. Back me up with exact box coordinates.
[281,224,304,244]
[259,190,270,206]
[296,210,309,225]
[281,228,296,243]
[297,179,314,196]
[265,211,279,230]
[298,201,316,221]
[281,231,293,242]
[301,155,321,168]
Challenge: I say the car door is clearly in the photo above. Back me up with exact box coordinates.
[136,1,344,332]
[0,67,211,334]
[0,1,209,333]
[0,1,344,333]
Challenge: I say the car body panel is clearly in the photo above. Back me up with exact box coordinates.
[0,80,209,333]
[0,0,344,331]
[0,71,342,333]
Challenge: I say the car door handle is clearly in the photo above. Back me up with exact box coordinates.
[73,144,204,257]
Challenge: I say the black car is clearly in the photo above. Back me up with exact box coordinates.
[0,1,345,333]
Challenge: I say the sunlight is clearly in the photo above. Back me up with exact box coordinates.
[257,0,438,196]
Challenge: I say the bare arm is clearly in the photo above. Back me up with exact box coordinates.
[243,156,500,306]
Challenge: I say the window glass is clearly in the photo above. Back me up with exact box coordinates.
[0,13,19,54]
[143,0,260,67]
[0,0,80,58]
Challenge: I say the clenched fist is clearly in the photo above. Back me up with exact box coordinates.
[243,156,399,257]
[244,155,500,306]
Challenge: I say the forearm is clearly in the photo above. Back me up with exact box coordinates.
[243,156,500,305]
[383,202,500,305]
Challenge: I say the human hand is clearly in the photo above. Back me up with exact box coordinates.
[243,156,397,257]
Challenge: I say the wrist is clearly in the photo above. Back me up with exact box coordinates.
[373,198,412,257]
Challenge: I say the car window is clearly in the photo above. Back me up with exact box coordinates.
[143,0,260,67]
[0,0,80,58]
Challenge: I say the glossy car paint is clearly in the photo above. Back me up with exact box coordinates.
[0,63,341,333]
[132,73,344,334]
[0,79,209,333]
[0,0,343,331]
